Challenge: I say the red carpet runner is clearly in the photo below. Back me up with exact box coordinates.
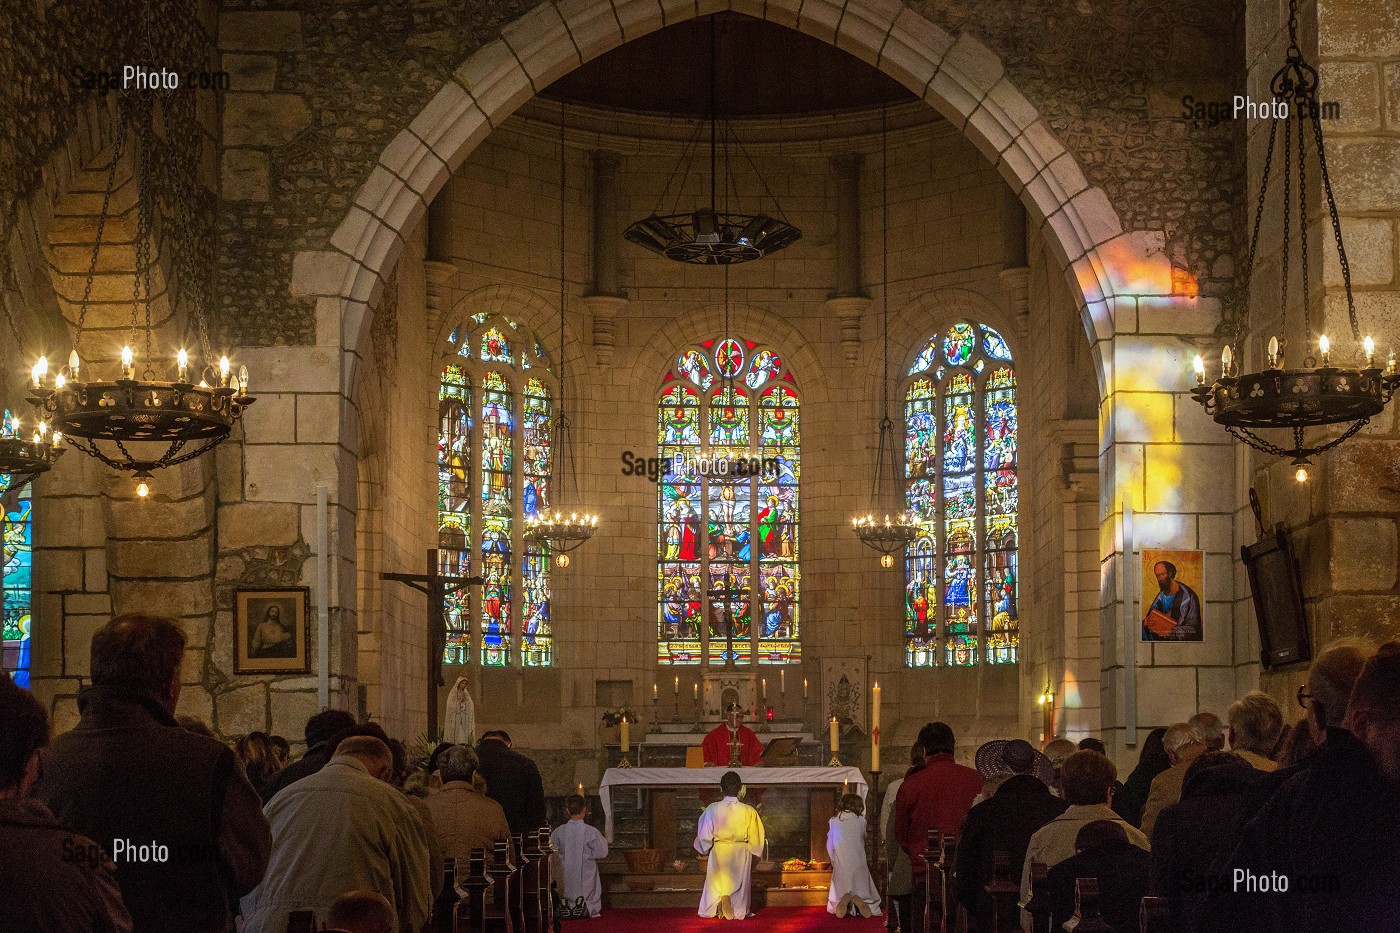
[589,907,885,932]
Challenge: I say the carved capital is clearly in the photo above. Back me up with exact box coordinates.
[825,296,870,367]
[580,294,629,367]
[424,260,456,313]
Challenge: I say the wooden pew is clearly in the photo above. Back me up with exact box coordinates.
[454,848,490,933]
[1024,862,1051,933]
[983,850,1020,933]
[534,827,557,933]
[433,856,460,933]
[1068,877,1115,932]
[938,834,957,932]
[483,839,516,933]
[922,829,943,933]
[1139,895,1170,933]
[517,830,546,933]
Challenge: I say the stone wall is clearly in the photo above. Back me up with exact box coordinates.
[1243,0,1400,718]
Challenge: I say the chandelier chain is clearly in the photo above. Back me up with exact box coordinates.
[1310,108,1360,341]
[1296,109,1310,347]
[1281,111,1291,347]
[75,102,130,361]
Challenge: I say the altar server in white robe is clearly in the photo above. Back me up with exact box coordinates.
[551,794,609,917]
[827,793,882,917]
[694,770,766,920]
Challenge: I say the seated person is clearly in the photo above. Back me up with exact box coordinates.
[701,704,764,767]
[324,890,394,933]
[1047,820,1150,933]
[551,795,609,918]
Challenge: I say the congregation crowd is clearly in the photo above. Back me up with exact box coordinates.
[1,613,1397,933]
[0,614,602,933]
[879,635,1400,933]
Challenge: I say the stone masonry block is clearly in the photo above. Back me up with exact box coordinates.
[296,394,342,444]
[1329,517,1399,592]
[110,536,213,580]
[501,1,578,91]
[221,53,278,92]
[221,149,269,201]
[107,494,214,541]
[223,93,311,147]
[1324,217,1393,286]
[217,502,302,550]
[1318,0,1400,58]
[557,0,625,62]
[216,683,269,737]
[219,11,303,52]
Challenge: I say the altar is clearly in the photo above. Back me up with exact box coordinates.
[599,765,868,865]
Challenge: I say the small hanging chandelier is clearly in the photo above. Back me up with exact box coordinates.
[26,61,253,497]
[623,15,800,265]
[852,107,919,565]
[524,105,600,566]
[1190,0,1397,482]
[0,268,65,484]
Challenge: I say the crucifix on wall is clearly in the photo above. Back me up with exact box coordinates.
[381,547,483,738]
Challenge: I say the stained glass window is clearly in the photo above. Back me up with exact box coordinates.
[658,338,800,666]
[904,322,1018,667]
[437,314,554,667]
[1,475,33,688]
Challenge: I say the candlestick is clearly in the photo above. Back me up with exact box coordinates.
[618,715,632,768]
[803,677,809,700]
[693,682,699,701]
[761,678,767,701]
[780,670,786,695]
[674,675,680,696]
[653,683,658,702]
[871,682,881,773]
[828,715,840,767]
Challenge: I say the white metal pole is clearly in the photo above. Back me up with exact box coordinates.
[317,484,330,710]
[1123,500,1137,746]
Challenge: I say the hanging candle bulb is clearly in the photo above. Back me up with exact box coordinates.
[1221,344,1233,377]
[1295,463,1309,484]
[51,430,62,448]
[177,348,189,382]
[1193,354,1205,386]
[238,365,250,397]
[218,356,231,387]
[69,349,80,381]
[1318,334,1331,366]
[1267,336,1281,369]
[54,373,66,390]
[121,345,134,380]
[31,356,48,388]
[1363,336,1375,369]
[135,473,152,498]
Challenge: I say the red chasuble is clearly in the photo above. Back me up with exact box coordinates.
[701,724,765,766]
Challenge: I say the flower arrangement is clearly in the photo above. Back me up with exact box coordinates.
[601,706,637,726]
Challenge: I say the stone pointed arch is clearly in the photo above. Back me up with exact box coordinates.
[292,0,1174,386]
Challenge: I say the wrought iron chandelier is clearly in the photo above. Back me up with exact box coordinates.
[1190,0,1397,482]
[852,107,919,565]
[623,16,800,265]
[0,262,65,484]
[524,105,600,566]
[26,66,253,498]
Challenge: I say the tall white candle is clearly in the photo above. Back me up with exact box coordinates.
[871,682,882,772]
[829,716,838,752]
[620,715,630,752]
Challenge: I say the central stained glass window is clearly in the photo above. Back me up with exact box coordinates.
[904,322,1019,667]
[438,314,554,666]
[657,337,800,666]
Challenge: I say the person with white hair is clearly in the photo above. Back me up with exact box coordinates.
[1226,692,1284,772]
[240,735,431,933]
[1188,711,1225,751]
[1139,722,1205,836]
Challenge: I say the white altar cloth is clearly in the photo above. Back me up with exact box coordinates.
[599,766,868,841]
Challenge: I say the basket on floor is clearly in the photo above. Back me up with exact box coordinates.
[624,848,663,874]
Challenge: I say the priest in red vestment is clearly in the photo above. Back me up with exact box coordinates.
[702,704,765,767]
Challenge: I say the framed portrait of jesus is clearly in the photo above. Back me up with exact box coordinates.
[234,587,311,673]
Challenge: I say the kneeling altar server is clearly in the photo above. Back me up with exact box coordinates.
[694,770,765,920]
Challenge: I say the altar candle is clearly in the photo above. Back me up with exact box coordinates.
[804,678,809,700]
[761,678,767,700]
[620,715,629,751]
[674,675,679,696]
[780,670,786,695]
[653,683,658,701]
[871,682,881,772]
[577,782,584,797]
[829,715,839,752]
[693,682,699,701]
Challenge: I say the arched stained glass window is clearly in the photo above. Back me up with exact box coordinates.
[438,315,554,667]
[1,471,33,688]
[658,337,800,666]
[903,322,1018,667]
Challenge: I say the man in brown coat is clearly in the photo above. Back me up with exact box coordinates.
[424,744,514,864]
[0,675,131,933]
[1139,721,1205,836]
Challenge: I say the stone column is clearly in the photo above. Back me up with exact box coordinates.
[423,260,455,333]
[827,153,868,366]
[585,150,627,366]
